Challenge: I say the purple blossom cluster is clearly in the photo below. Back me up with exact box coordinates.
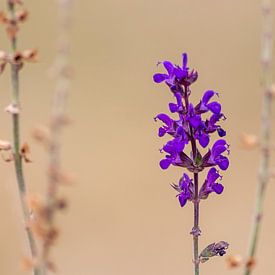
[153,53,229,207]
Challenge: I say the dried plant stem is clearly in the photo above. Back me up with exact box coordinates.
[7,2,39,274]
[244,1,273,274]
[40,0,72,273]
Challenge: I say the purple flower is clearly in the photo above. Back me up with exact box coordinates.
[196,90,221,115]
[153,53,229,207]
[200,241,229,262]
[199,168,224,199]
[153,53,198,90]
[153,61,175,86]
[171,173,194,207]
[202,139,230,170]
[159,143,192,170]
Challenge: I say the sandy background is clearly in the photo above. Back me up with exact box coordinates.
[0,0,274,274]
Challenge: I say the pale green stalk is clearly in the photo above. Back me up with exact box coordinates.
[244,1,273,274]
[6,2,40,275]
[40,0,72,274]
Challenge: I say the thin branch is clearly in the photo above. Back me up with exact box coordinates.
[6,1,39,274]
[244,0,273,274]
[40,0,73,273]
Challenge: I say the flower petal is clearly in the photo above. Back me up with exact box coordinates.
[208,102,221,114]
[190,115,202,129]
[158,127,166,137]
[178,193,188,207]
[163,61,174,75]
[212,183,224,194]
[199,134,210,148]
[153,73,168,83]
[159,158,171,170]
[217,156,229,170]
[182,53,188,68]
[155,113,173,126]
[202,90,215,104]
[169,103,178,113]
[217,128,226,137]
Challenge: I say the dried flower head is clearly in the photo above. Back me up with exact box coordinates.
[20,256,37,272]
[15,9,28,23]
[5,103,20,114]
[20,142,32,162]
[246,257,256,270]
[241,133,258,149]
[0,139,12,151]
[22,48,38,62]
[226,254,243,268]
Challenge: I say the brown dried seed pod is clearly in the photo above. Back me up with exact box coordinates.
[0,50,8,61]
[46,227,59,245]
[0,11,8,24]
[0,140,12,151]
[270,84,275,97]
[55,198,68,210]
[0,62,7,75]
[0,151,14,162]
[12,51,23,64]
[226,255,242,268]
[240,133,258,149]
[32,126,51,146]
[20,142,32,162]
[46,260,57,273]
[6,24,19,40]
[246,257,256,270]
[9,0,23,5]
[15,10,28,23]
[5,103,20,114]
[20,256,36,272]
[22,48,38,62]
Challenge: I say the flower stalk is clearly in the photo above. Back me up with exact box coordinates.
[39,0,73,273]
[193,172,200,275]
[244,0,273,274]
[5,1,39,274]
[153,53,229,275]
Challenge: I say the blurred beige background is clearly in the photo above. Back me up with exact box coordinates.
[0,0,274,274]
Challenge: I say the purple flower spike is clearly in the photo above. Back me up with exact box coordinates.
[153,53,229,207]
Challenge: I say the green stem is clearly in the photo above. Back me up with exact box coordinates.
[187,96,200,275]
[244,0,273,274]
[193,172,200,275]
[7,2,39,275]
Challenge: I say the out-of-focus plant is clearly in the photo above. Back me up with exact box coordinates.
[242,0,274,274]
[0,1,39,274]
[153,53,230,275]
[0,0,73,274]
[37,0,73,273]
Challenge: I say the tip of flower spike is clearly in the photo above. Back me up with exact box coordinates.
[182,53,188,68]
